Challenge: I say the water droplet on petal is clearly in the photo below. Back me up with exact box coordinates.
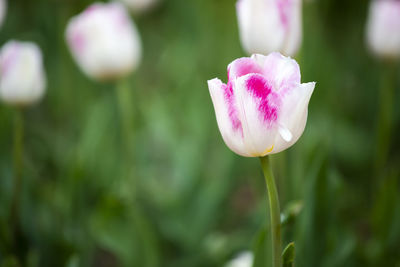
[279,125,292,142]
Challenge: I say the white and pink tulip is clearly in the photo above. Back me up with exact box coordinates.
[366,0,400,59]
[208,52,315,157]
[65,2,142,81]
[236,0,302,57]
[0,40,46,106]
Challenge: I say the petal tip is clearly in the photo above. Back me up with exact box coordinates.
[207,78,223,88]
[302,81,316,93]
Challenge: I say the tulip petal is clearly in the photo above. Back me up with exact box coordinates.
[367,0,400,59]
[65,2,141,81]
[281,0,302,57]
[236,0,286,55]
[0,41,46,106]
[208,78,249,156]
[278,125,293,142]
[233,73,281,157]
[262,52,300,93]
[227,57,263,81]
[272,81,315,154]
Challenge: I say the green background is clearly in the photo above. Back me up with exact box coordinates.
[0,0,400,266]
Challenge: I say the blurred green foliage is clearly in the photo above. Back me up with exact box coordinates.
[1,0,400,266]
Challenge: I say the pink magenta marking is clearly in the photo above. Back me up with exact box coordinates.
[70,31,85,54]
[112,8,130,29]
[262,53,300,96]
[223,82,243,134]
[385,2,400,27]
[85,4,101,14]
[276,0,291,28]
[1,44,19,76]
[246,75,279,124]
[228,58,262,81]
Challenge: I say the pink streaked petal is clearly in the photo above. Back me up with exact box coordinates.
[69,30,86,55]
[233,74,281,156]
[1,42,20,76]
[227,57,263,82]
[224,82,243,133]
[262,52,300,93]
[208,78,248,156]
[85,3,102,14]
[244,73,281,126]
[108,3,131,28]
[276,0,293,29]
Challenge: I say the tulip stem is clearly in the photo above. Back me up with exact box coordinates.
[260,155,282,267]
[375,61,396,175]
[10,108,24,246]
[116,79,136,197]
[116,79,135,144]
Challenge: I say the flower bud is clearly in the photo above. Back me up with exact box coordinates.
[118,0,160,14]
[65,2,142,81]
[366,0,400,59]
[208,53,315,157]
[236,0,302,57]
[0,41,46,106]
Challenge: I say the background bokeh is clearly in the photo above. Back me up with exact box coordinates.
[1,0,400,266]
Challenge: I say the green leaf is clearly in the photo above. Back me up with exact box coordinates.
[252,228,272,267]
[281,201,303,226]
[282,242,295,267]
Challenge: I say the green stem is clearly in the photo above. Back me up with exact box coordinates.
[10,108,24,244]
[260,156,282,267]
[115,79,136,198]
[375,62,396,175]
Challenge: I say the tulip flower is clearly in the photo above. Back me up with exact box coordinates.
[65,2,142,81]
[366,0,400,59]
[1,40,47,245]
[0,0,6,29]
[236,0,302,57]
[366,1,400,175]
[118,0,160,14]
[208,52,315,157]
[0,40,46,106]
[208,52,315,267]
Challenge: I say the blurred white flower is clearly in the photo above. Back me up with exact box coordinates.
[0,41,46,106]
[366,0,400,59]
[118,0,160,14]
[65,2,142,81]
[236,0,302,57]
[208,53,315,157]
[0,0,6,29]
[225,251,254,267]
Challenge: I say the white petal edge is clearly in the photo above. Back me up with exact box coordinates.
[271,81,315,154]
[262,52,301,92]
[208,78,249,157]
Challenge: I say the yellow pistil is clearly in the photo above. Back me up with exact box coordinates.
[253,145,274,157]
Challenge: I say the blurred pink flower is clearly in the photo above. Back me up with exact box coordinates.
[0,40,46,106]
[208,53,315,157]
[236,0,302,57]
[366,0,400,59]
[65,2,142,81]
